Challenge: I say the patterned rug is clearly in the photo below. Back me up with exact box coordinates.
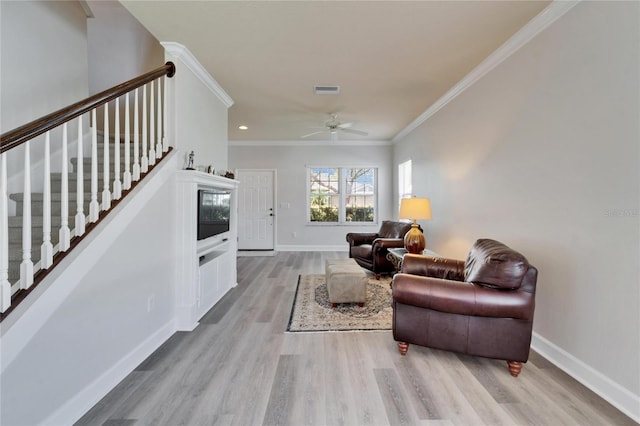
[286,274,393,332]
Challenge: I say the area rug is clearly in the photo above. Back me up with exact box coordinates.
[286,274,393,332]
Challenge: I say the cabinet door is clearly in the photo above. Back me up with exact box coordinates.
[217,250,235,294]
[198,255,219,319]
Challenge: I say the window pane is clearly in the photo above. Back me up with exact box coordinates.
[309,168,339,222]
[307,167,377,224]
[398,160,412,206]
[345,168,375,222]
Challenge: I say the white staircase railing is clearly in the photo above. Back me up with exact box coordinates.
[0,62,175,318]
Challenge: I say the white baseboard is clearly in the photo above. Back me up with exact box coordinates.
[237,250,277,257]
[276,244,348,252]
[531,332,640,423]
[44,320,176,426]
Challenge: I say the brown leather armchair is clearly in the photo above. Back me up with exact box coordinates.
[392,239,537,377]
[346,220,414,278]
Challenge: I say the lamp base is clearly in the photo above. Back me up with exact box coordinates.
[404,224,425,254]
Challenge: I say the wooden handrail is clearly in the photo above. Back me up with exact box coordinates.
[0,61,175,154]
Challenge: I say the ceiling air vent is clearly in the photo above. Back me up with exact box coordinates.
[314,85,340,95]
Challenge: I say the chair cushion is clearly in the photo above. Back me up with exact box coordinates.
[464,239,529,290]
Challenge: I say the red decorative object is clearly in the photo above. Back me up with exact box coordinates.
[404,224,425,254]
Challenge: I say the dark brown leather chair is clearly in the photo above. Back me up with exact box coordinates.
[392,239,537,377]
[346,220,414,278]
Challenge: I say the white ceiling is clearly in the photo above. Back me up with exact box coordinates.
[121,1,551,142]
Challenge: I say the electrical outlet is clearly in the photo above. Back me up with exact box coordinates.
[292,231,297,238]
[147,295,155,312]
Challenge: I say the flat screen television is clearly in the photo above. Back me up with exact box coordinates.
[197,189,231,240]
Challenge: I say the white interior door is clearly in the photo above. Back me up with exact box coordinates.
[237,170,275,250]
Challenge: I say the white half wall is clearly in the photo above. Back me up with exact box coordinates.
[0,155,179,425]
[229,142,394,249]
[393,1,639,420]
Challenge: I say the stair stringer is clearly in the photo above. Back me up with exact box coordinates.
[1,150,180,426]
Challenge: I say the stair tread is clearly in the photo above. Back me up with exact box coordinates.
[10,192,109,201]
[8,216,76,227]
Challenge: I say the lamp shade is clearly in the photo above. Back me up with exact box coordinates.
[399,197,432,220]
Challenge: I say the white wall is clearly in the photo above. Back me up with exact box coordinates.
[0,0,89,194]
[229,142,394,249]
[87,0,164,95]
[164,44,231,172]
[0,1,88,133]
[393,1,639,418]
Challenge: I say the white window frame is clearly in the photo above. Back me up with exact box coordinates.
[306,166,378,225]
[398,159,412,206]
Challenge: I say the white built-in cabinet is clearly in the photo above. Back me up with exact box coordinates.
[175,170,239,330]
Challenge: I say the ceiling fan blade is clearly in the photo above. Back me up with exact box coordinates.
[301,130,325,138]
[337,122,354,129]
[339,127,368,136]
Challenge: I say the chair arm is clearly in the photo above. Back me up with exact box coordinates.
[346,232,379,246]
[392,274,534,320]
[372,238,405,253]
[402,254,465,281]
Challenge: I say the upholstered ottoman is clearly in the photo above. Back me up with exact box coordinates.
[325,258,368,307]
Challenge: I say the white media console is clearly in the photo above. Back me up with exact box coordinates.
[175,170,239,330]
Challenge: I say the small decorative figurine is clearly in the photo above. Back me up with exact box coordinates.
[185,151,195,170]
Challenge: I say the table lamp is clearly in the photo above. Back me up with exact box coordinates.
[399,197,432,254]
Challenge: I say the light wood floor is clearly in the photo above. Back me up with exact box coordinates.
[77,251,636,426]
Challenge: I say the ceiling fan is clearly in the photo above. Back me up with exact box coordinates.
[301,113,368,141]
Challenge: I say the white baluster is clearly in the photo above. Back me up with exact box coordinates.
[20,140,33,289]
[102,103,111,211]
[141,84,149,173]
[123,92,132,190]
[89,109,100,222]
[0,153,10,312]
[133,88,141,181]
[163,76,169,153]
[156,78,163,159]
[113,97,122,199]
[59,123,71,251]
[149,80,156,166]
[41,131,53,269]
[75,115,86,236]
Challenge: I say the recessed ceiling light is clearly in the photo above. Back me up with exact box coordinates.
[238,125,248,130]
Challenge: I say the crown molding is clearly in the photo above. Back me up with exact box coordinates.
[161,42,234,108]
[229,139,392,147]
[392,0,580,143]
[78,0,94,18]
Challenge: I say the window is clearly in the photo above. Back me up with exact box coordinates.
[398,159,412,205]
[308,167,377,224]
